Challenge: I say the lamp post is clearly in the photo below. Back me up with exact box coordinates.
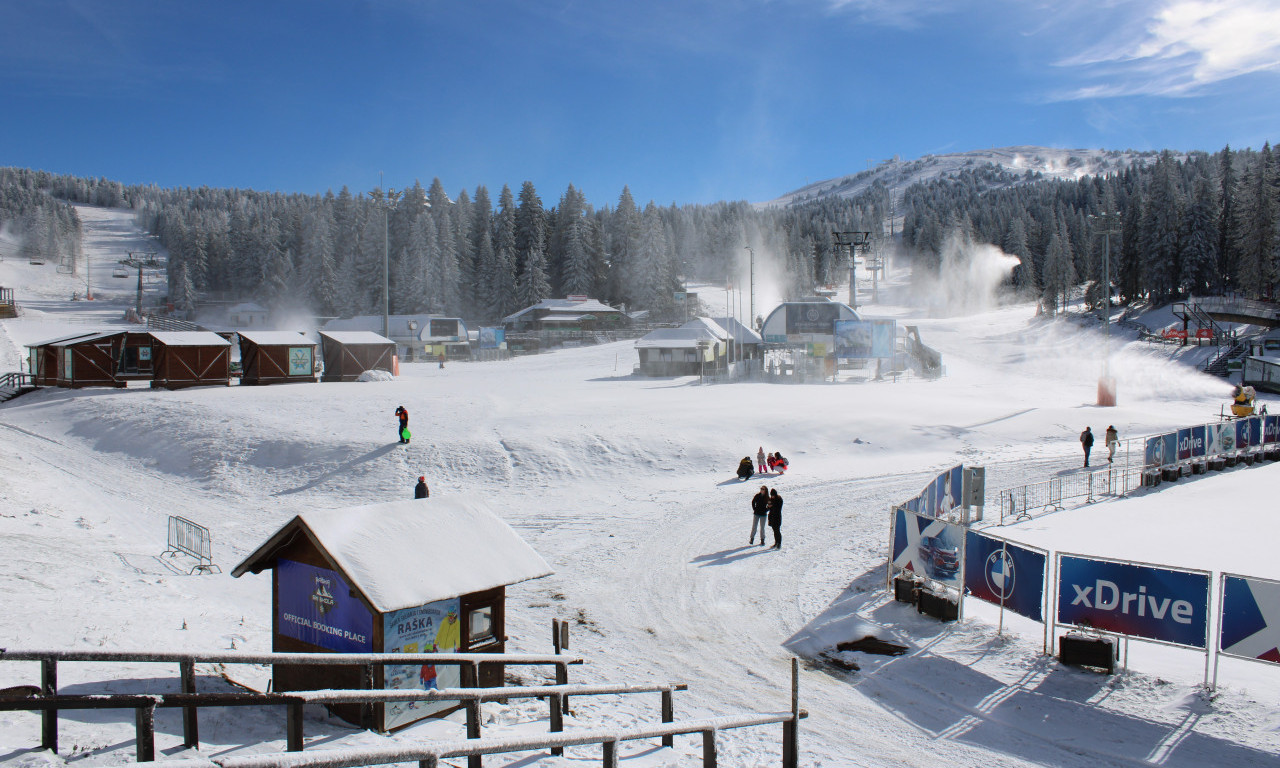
[743,246,755,328]
[1089,212,1122,406]
[832,231,872,311]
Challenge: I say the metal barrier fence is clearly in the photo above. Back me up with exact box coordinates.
[162,516,219,574]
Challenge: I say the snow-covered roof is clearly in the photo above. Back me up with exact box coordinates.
[237,331,315,347]
[26,331,118,348]
[683,317,730,338]
[231,495,553,612]
[635,320,730,349]
[502,298,621,323]
[711,317,764,345]
[148,331,232,347]
[318,330,395,346]
[228,302,268,313]
[323,315,465,339]
[539,314,591,323]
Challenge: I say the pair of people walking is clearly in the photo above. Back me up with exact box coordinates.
[1080,425,1121,467]
[749,486,784,549]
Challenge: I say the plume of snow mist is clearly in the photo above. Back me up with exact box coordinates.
[913,233,1021,317]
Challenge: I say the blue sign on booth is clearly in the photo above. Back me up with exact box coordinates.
[1057,555,1209,649]
[277,559,374,653]
[964,532,1046,622]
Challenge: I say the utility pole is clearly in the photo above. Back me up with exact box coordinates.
[381,172,390,340]
[832,231,871,311]
[743,246,755,327]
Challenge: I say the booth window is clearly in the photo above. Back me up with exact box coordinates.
[468,605,494,645]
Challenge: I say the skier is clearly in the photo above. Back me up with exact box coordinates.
[757,446,766,475]
[736,456,754,480]
[767,488,784,550]
[749,485,769,545]
[395,405,410,444]
[1080,426,1094,468]
[1105,425,1119,464]
[414,476,429,499]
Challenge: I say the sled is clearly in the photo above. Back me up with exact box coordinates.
[401,428,412,441]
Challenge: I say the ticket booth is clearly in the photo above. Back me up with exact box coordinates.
[230,496,552,731]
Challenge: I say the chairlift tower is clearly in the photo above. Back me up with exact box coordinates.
[119,251,160,316]
[832,231,872,311]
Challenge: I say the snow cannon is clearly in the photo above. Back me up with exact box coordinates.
[1230,384,1257,418]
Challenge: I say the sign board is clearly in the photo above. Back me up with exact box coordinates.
[1145,433,1176,468]
[288,347,313,376]
[478,327,505,349]
[964,532,1046,621]
[833,319,896,359]
[1056,554,1209,648]
[276,559,373,653]
[1220,573,1280,665]
[383,597,462,728]
[892,508,964,589]
[785,303,842,335]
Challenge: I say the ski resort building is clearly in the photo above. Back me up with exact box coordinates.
[322,314,470,362]
[27,330,157,388]
[759,297,861,348]
[230,496,553,731]
[634,317,762,376]
[149,331,233,390]
[318,330,396,382]
[237,331,318,386]
[502,296,630,334]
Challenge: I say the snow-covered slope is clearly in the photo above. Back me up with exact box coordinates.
[762,146,1171,208]
[0,208,1277,768]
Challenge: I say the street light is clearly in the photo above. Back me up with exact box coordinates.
[742,246,755,328]
[1089,212,1122,407]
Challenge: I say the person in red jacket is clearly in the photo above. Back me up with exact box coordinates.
[395,405,409,444]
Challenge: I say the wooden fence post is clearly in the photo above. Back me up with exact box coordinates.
[602,739,618,768]
[361,664,376,731]
[40,658,56,753]
[461,662,482,768]
[418,758,438,768]
[782,657,799,768]
[180,660,199,748]
[660,689,674,748]
[135,703,156,762]
[701,730,717,768]
[550,660,568,756]
[287,700,305,752]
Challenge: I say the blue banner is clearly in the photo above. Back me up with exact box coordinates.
[1266,415,1280,444]
[1057,555,1209,648]
[1145,433,1174,467]
[892,508,963,588]
[1237,416,1262,448]
[871,320,896,358]
[478,327,505,349]
[833,320,873,359]
[1189,424,1207,457]
[1176,428,1192,461]
[964,532,1046,622]
[1220,574,1280,664]
[277,559,374,653]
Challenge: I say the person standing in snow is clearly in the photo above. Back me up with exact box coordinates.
[749,485,769,545]
[1105,425,1119,464]
[757,446,766,475]
[395,405,410,444]
[767,488,784,550]
[1080,426,1094,468]
[414,476,429,499]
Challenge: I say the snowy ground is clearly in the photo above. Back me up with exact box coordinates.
[1,207,1278,767]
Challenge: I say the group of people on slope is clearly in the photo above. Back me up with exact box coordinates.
[1079,425,1120,468]
[737,446,789,480]
[749,485,785,549]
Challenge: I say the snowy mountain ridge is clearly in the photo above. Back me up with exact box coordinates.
[762,145,1175,208]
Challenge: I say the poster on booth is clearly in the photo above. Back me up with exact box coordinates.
[382,598,463,728]
[1220,573,1280,665]
[871,320,896,358]
[1056,555,1209,648]
[963,532,1047,622]
[276,560,374,653]
[892,508,963,589]
[929,466,962,518]
[834,321,873,359]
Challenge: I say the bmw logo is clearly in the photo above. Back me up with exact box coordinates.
[985,549,1015,600]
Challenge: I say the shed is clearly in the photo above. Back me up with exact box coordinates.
[35,331,127,388]
[231,496,553,731]
[322,315,471,362]
[26,332,102,386]
[634,318,730,376]
[238,331,318,386]
[318,331,396,382]
[149,331,233,390]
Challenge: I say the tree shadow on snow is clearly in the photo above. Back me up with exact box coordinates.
[275,443,400,496]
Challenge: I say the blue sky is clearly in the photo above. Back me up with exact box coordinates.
[2,0,1278,207]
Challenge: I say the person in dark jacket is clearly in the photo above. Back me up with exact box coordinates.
[737,456,754,480]
[767,488,783,550]
[749,485,769,545]
[414,476,429,499]
[1080,426,1094,467]
[395,405,410,444]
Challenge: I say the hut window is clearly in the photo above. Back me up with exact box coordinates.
[468,605,494,644]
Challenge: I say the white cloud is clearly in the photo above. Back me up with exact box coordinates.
[1054,0,1280,98]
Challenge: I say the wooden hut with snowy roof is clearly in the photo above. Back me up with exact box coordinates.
[237,331,318,386]
[148,331,233,390]
[230,495,552,731]
[317,330,396,382]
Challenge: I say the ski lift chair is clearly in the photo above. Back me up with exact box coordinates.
[112,267,129,278]
[56,263,75,274]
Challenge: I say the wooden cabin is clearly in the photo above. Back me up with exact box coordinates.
[149,331,232,390]
[238,331,318,386]
[26,332,102,386]
[318,331,396,382]
[230,496,552,731]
